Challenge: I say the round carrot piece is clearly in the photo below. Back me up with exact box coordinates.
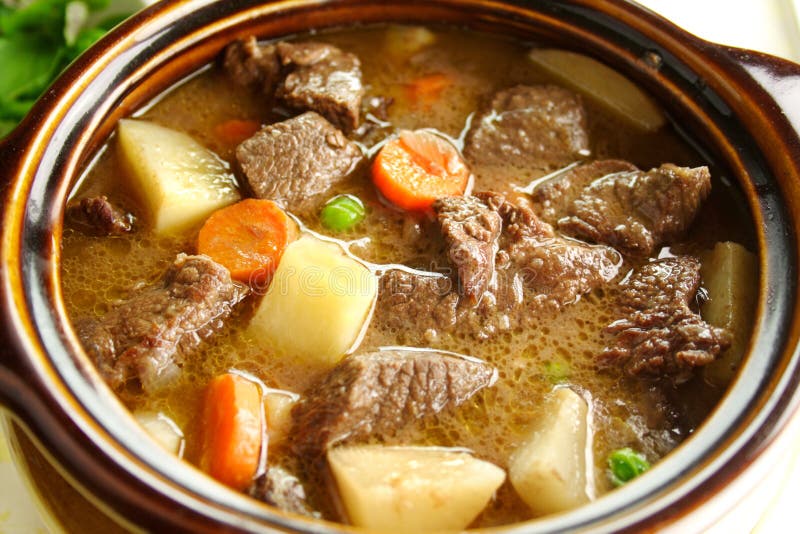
[372,130,471,211]
[214,119,261,146]
[198,199,296,284]
[199,373,263,491]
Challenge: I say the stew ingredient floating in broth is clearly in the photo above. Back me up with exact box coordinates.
[61,25,758,530]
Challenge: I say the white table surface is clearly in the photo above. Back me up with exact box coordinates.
[2,1,799,533]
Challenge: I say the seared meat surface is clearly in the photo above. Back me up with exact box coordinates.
[291,350,496,457]
[248,466,317,517]
[67,195,134,236]
[223,36,281,96]
[433,196,502,304]
[602,256,731,383]
[464,85,589,172]
[555,164,712,256]
[236,112,363,213]
[78,254,247,392]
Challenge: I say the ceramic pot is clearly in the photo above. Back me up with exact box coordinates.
[1,1,799,532]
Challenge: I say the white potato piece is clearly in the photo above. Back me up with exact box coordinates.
[528,49,665,131]
[700,241,758,387]
[384,25,436,59]
[263,389,299,447]
[328,445,505,532]
[248,236,378,366]
[117,119,240,234]
[134,411,185,457]
[509,387,592,515]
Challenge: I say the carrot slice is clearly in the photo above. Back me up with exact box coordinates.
[198,199,296,284]
[214,119,261,146]
[372,130,471,211]
[405,73,453,106]
[199,373,263,491]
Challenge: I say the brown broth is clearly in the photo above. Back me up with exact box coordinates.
[61,25,755,528]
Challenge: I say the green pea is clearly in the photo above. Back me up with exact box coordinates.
[320,194,366,232]
[607,447,650,487]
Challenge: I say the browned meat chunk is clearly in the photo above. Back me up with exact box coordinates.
[464,85,589,172]
[223,37,281,96]
[78,254,247,392]
[557,164,712,256]
[602,256,731,383]
[433,196,502,303]
[248,466,318,518]
[532,160,638,224]
[291,350,496,457]
[374,194,619,341]
[276,42,365,133]
[478,191,620,308]
[67,195,134,236]
[236,112,363,213]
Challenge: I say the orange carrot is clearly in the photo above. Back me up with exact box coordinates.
[214,119,261,146]
[198,199,296,284]
[372,130,471,211]
[405,73,453,106]
[199,373,263,491]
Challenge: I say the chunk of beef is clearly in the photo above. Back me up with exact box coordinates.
[276,42,364,133]
[557,164,712,256]
[78,254,247,392]
[223,36,281,96]
[478,192,620,308]
[464,85,589,172]
[531,160,638,224]
[374,194,619,341]
[248,466,318,518]
[67,195,134,236]
[236,112,363,213]
[602,256,731,384]
[433,196,502,303]
[291,350,496,457]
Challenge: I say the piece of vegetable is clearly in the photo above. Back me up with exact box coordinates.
[543,358,570,384]
[405,73,453,106]
[700,241,758,387]
[199,372,263,491]
[116,118,240,234]
[197,199,296,284]
[247,236,378,366]
[372,129,470,211]
[263,390,298,447]
[528,48,665,131]
[509,387,592,515]
[133,411,185,457]
[384,25,436,60]
[607,447,650,487]
[320,194,366,232]
[328,445,505,532]
[0,0,139,138]
[213,118,261,146]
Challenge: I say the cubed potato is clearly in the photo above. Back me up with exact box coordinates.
[384,25,436,60]
[248,236,378,366]
[117,119,240,234]
[509,387,592,515]
[700,242,758,387]
[528,49,665,131]
[133,411,185,457]
[264,389,298,447]
[328,445,505,532]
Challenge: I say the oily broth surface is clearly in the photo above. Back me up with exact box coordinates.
[61,26,750,527]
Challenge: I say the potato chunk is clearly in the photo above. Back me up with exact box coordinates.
[528,49,665,131]
[263,389,298,447]
[509,387,592,515]
[700,242,758,387]
[328,445,505,532]
[133,412,185,457]
[248,236,378,366]
[117,119,240,234]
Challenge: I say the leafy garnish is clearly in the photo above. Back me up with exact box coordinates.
[0,0,135,138]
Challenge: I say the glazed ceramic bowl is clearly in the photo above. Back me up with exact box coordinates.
[1,0,800,532]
